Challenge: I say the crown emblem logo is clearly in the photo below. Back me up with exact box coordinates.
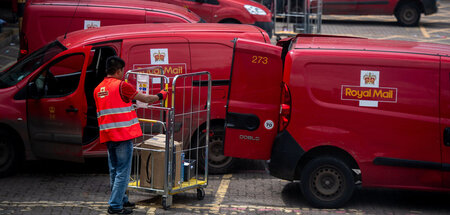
[153,50,165,62]
[363,73,377,85]
[97,87,109,98]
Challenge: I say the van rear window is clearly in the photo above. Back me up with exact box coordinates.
[0,41,66,88]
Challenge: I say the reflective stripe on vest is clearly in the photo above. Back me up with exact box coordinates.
[99,118,139,131]
[97,106,134,118]
[94,78,142,143]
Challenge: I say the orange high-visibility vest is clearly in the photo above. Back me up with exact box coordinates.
[94,78,142,143]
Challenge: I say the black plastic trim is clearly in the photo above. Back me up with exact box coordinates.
[226,112,260,131]
[269,130,305,180]
[324,1,388,5]
[193,80,229,87]
[253,21,273,39]
[373,157,446,171]
[422,0,438,15]
[88,39,123,46]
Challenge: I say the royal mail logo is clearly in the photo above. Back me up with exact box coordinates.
[153,51,165,62]
[97,87,109,98]
[133,63,186,76]
[341,86,397,102]
[342,70,398,107]
[150,49,169,65]
[84,20,100,30]
[363,72,376,85]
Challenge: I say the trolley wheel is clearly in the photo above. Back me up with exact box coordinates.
[162,197,170,210]
[197,188,205,200]
[300,156,355,208]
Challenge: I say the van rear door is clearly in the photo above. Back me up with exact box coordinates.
[224,38,283,160]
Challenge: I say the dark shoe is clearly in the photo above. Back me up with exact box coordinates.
[108,206,133,214]
[123,201,136,209]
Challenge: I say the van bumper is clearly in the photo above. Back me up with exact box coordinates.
[268,130,305,181]
[253,21,273,38]
[423,0,439,15]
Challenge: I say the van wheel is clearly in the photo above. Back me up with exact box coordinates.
[195,125,235,174]
[300,156,354,208]
[395,2,421,26]
[0,130,22,178]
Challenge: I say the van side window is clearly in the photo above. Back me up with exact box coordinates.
[35,54,85,97]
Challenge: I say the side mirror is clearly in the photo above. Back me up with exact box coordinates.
[27,81,44,99]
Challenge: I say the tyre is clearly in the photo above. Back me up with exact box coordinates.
[0,130,22,178]
[395,2,421,26]
[194,125,235,174]
[300,156,355,208]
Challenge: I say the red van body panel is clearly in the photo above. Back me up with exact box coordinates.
[441,56,450,188]
[21,0,201,57]
[224,35,450,199]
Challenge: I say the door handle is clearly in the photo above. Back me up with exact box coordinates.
[444,128,450,147]
[66,106,78,113]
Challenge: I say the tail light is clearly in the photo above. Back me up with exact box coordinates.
[279,82,292,132]
[19,32,28,59]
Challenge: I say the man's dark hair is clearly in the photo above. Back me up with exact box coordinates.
[106,56,125,75]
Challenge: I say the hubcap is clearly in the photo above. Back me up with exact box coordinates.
[403,8,416,22]
[310,166,345,201]
[206,136,232,168]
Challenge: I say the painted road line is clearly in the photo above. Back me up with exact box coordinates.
[146,207,156,215]
[210,173,232,214]
[420,24,431,38]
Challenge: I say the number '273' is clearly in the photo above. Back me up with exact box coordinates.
[252,56,268,64]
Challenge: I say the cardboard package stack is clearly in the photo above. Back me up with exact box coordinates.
[139,134,182,189]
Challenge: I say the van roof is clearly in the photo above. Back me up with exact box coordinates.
[293,35,450,57]
[30,0,200,22]
[58,23,267,47]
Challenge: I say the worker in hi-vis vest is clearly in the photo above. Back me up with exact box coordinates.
[94,56,167,215]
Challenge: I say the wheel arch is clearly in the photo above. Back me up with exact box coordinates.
[394,0,424,14]
[295,145,360,181]
[189,118,225,146]
[0,123,25,156]
[218,18,242,24]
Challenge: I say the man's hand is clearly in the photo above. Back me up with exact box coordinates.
[157,90,168,100]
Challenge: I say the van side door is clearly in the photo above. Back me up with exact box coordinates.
[27,46,92,162]
[224,38,283,160]
[322,0,357,14]
[440,56,450,187]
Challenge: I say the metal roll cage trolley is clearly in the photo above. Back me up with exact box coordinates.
[274,0,322,40]
[126,67,211,210]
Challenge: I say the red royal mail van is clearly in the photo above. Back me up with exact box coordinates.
[224,35,450,207]
[148,0,273,37]
[20,0,204,58]
[0,23,271,177]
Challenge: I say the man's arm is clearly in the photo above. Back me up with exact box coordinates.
[133,92,160,104]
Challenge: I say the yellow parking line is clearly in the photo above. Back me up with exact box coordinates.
[419,24,431,38]
[210,174,232,214]
[146,207,156,215]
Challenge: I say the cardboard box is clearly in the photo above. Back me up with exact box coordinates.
[139,134,182,189]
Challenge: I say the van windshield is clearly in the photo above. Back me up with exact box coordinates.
[0,41,66,88]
